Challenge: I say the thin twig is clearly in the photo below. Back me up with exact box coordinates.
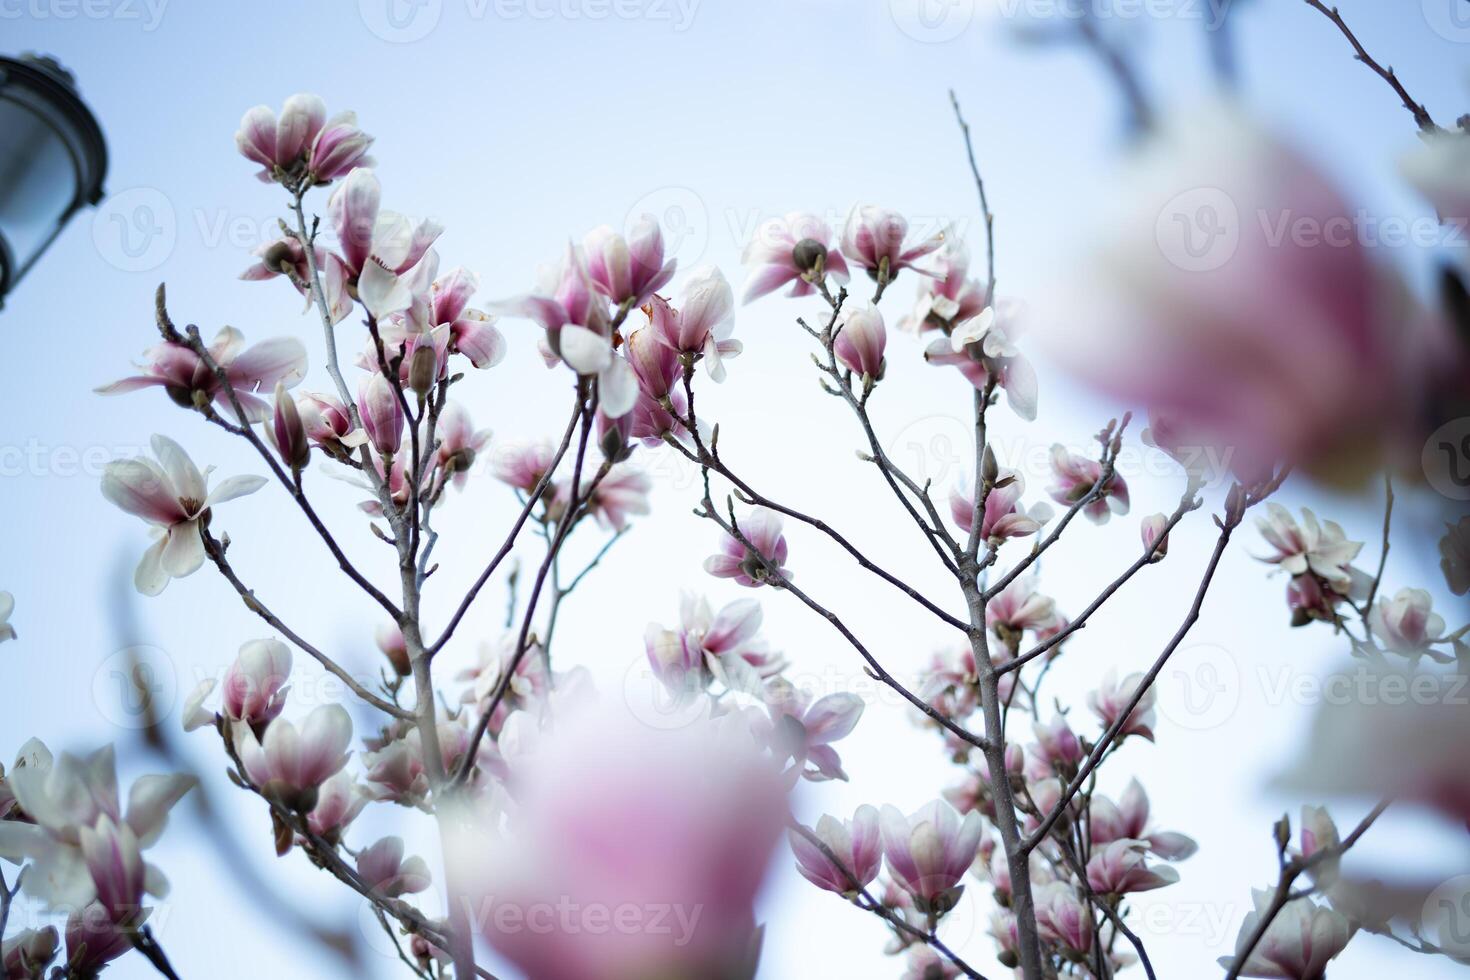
[1300,0,1440,134]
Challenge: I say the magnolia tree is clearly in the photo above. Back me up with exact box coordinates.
[4,8,1470,980]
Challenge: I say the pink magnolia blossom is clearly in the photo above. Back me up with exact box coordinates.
[1255,505,1364,595]
[740,211,850,303]
[63,905,134,975]
[1086,839,1180,895]
[583,215,677,307]
[834,304,887,379]
[460,701,786,980]
[296,392,366,452]
[650,266,742,382]
[433,401,491,493]
[763,679,865,782]
[97,325,308,423]
[328,167,441,318]
[1295,805,1340,883]
[428,267,507,370]
[1034,881,1094,956]
[1441,517,1470,596]
[704,506,791,588]
[840,206,944,284]
[949,469,1049,546]
[924,301,1039,421]
[357,371,404,457]
[221,638,292,726]
[239,235,315,288]
[306,770,367,843]
[356,836,431,898]
[1031,716,1082,769]
[2,926,57,977]
[1368,588,1449,661]
[789,804,882,895]
[900,240,987,334]
[623,318,681,401]
[1218,890,1353,979]
[235,94,372,183]
[493,439,560,494]
[374,621,411,676]
[1088,669,1156,742]
[1047,445,1130,524]
[266,382,311,471]
[644,595,783,698]
[101,435,267,595]
[236,704,353,810]
[307,110,373,183]
[901,946,962,980]
[78,815,145,922]
[1088,779,1197,860]
[579,464,651,532]
[987,577,1061,637]
[878,799,984,909]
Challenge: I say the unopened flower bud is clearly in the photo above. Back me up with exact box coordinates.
[270,381,311,472]
[408,344,438,399]
[982,444,1000,485]
[1140,513,1170,562]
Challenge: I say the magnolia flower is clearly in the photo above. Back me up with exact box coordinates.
[101,435,267,595]
[357,372,404,457]
[1031,716,1082,769]
[0,591,13,644]
[1086,839,1180,895]
[1295,805,1341,883]
[266,382,310,472]
[789,804,882,895]
[1047,445,1130,524]
[900,240,987,333]
[840,206,944,283]
[493,440,559,493]
[1401,130,1470,225]
[422,267,507,370]
[374,621,411,676]
[1218,890,1353,979]
[740,211,851,303]
[1034,881,1094,956]
[1088,779,1197,860]
[221,638,292,726]
[1140,512,1170,561]
[704,506,791,588]
[235,93,372,183]
[579,464,651,532]
[236,704,352,810]
[1255,505,1364,595]
[949,469,1049,546]
[644,595,782,699]
[987,577,1061,639]
[879,799,984,909]
[63,904,134,975]
[0,742,193,914]
[296,392,366,452]
[328,167,441,318]
[239,235,316,289]
[901,946,962,980]
[356,836,431,898]
[764,679,865,782]
[1368,588,1449,661]
[1088,669,1156,742]
[1442,517,1470,596]
[97,325,308,423]
[459,700,785,980]
[433,401,491,493]
[306,770,368,843]
[834,304,887,379]
[650,267,742,382]
[583,215,677,307]
[924,301,1039,420]
[2,926,58,977]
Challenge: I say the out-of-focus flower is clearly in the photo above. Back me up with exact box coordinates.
[925,300,1039,421]
[1401,131,1470,225]
[900,240,987,334]
[987,577,1060,639]
[741,211,850,303]
[1217,889,1353,979]
[1041,106,1442,483]
[834,304,887,380]
[357,372,404,457]
[236,704,353,810]
[879,799,983,910]
[1255,505,1364,595]
[222,638,292,727]
[356,836,431,898]
[579,464,650,532]
[2,925,58,978]
[236,94,372,184]
[101,435,266,595]
[764,679,865,782]
[63,905,134,975]
[1088,779,1197,860]
[460,700,786,980]
[650,268,742,382]
[374,621,411,676]
[1441,517,1470,596]
[583,216,677,307]
[306,770,367,843]
[493,440,559,494]
[1086,839,1179,895]
[0,742,193,915]
[1030,716,1082,769]
[901,946,962,980]
[1368,588,1450,662]
[949,469,1050,547]
[1034,881,1094,956]
[328,168,441,318]
[704,507,791,588]
[1140,513,1170,561]
[840,206,944,285]
[1088,669,1156,742]
[433,401,491,493]
[1295,805,1340,883]
[0,591,13,644]
[97,325,308,423]
[1047,445,1129,524]
[789,804,882,895]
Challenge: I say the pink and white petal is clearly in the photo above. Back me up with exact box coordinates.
[228,338,309,390]
[102,460,185,524]
[134,534,171,596]
[598,358,639,419]
[557,324,614,375]
[125,774,196,846]
[205,474,268,508]
[703,555,744,579]
[94,375,167,396]
[149,435,205,505]
[453,317,507,369]
[803,692,865,745]
[358,259,413,319]
[159,522,207,579]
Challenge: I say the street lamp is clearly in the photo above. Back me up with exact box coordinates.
[0,54,108,308]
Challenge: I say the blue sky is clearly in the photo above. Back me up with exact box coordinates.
[3,1,1469,976]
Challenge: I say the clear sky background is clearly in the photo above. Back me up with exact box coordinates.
[3,1,1469,977]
